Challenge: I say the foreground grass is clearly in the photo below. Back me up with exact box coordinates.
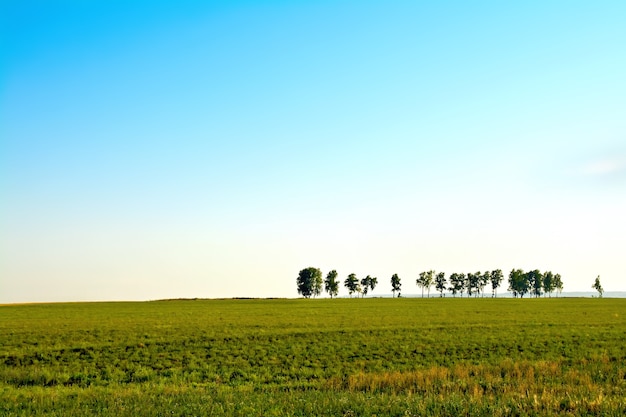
[1,298,625,415]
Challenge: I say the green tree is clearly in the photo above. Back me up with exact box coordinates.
[360,276,369,297]
[459,272,469,297]
[324,270,339,298]
[416,272,425,298]
[425,270,434,298]
[467,272,481,298]
[391,273,401,298]
[296,267,323,298]
[465,272,473,297]
[448,273,465,297]
[527,269,543,298]
[344,273,360,298]
[370,276,378,293]
[490,269,503,298]
[435,272,447,297]
[554,273,564,297]
[592,275,603,298]
[417,270,434,298]
[360,275,377,297]
[543,271,555,298]
[508,269,529,298]
[479,271,490,297]
[458,273,467,297]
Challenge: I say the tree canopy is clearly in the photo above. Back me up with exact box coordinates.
[490,269,504,297]
[360,275,378,298]
[391,274,401,298]
[592,276,603,298]
[344,273,360,298]
[448,273,465,297]
[324,270,339,298]
[435,272,446,297]
[296,267,322,298]
[416,270,434,298]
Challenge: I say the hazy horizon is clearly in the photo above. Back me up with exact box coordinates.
[2,1,625,303]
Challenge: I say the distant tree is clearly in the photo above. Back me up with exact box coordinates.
[554,274,564,297]
[344,273,360,298]
[416,272,426,298]
[324,270,339,298]
[417,270,434,298]
[360,276,369,297]
[543,271,555,298]
[592,275,603,298]
[315,271,323,297]
[391,273,401,298]
[435,272,447,297]
[296,267,323,298]
[365,275,378,293]
[448,273,459,297]
[527,269,543,298]
[458,273,467,297]
[425,270,434,298]
[370,276,378,294]
[360,275,378,297]
[508,269,529,298]
[465,272,474,297]
[424,270,435,298]
[448,273,465,297]
[490,269,504,298]
[479,271,490,297]
[467,272,481,298]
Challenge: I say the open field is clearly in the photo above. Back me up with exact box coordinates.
[1,298,625,416]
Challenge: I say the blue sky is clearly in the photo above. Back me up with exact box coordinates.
[2,0,625,302]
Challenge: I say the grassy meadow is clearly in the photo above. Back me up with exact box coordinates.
[1,298,625,416]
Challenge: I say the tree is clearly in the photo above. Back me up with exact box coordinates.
[370,276,378,293]
[467,272,481,298]
[479,271,490,297]
[458,273,467,297]
[435,272,447,297]
[324,270,339,298]
[465,272,473,297]
[360,275,378,297]
[527,269,543,298]
[344,273,360,298]
[508,269,529,298]
[554,274,564,297]
[314,271,323,297]
[592,275,603,298]
[360,276,369,297]
[448,273,465,298]
[416,272,426,298]
[448,273,458,297]
[391,273,401,298]
[417,270,434,298]
[425,270,434,298]
[543,271,555,298]
[296,267,323,298]
[490,269,503,298]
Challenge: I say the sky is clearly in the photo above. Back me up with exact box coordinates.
[1,0,625,303]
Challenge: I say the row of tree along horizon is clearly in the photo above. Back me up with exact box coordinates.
[296,268,565,299]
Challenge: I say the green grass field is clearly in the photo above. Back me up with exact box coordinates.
[1,298,625,416]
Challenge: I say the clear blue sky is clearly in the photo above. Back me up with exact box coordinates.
[2,0,625,302]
